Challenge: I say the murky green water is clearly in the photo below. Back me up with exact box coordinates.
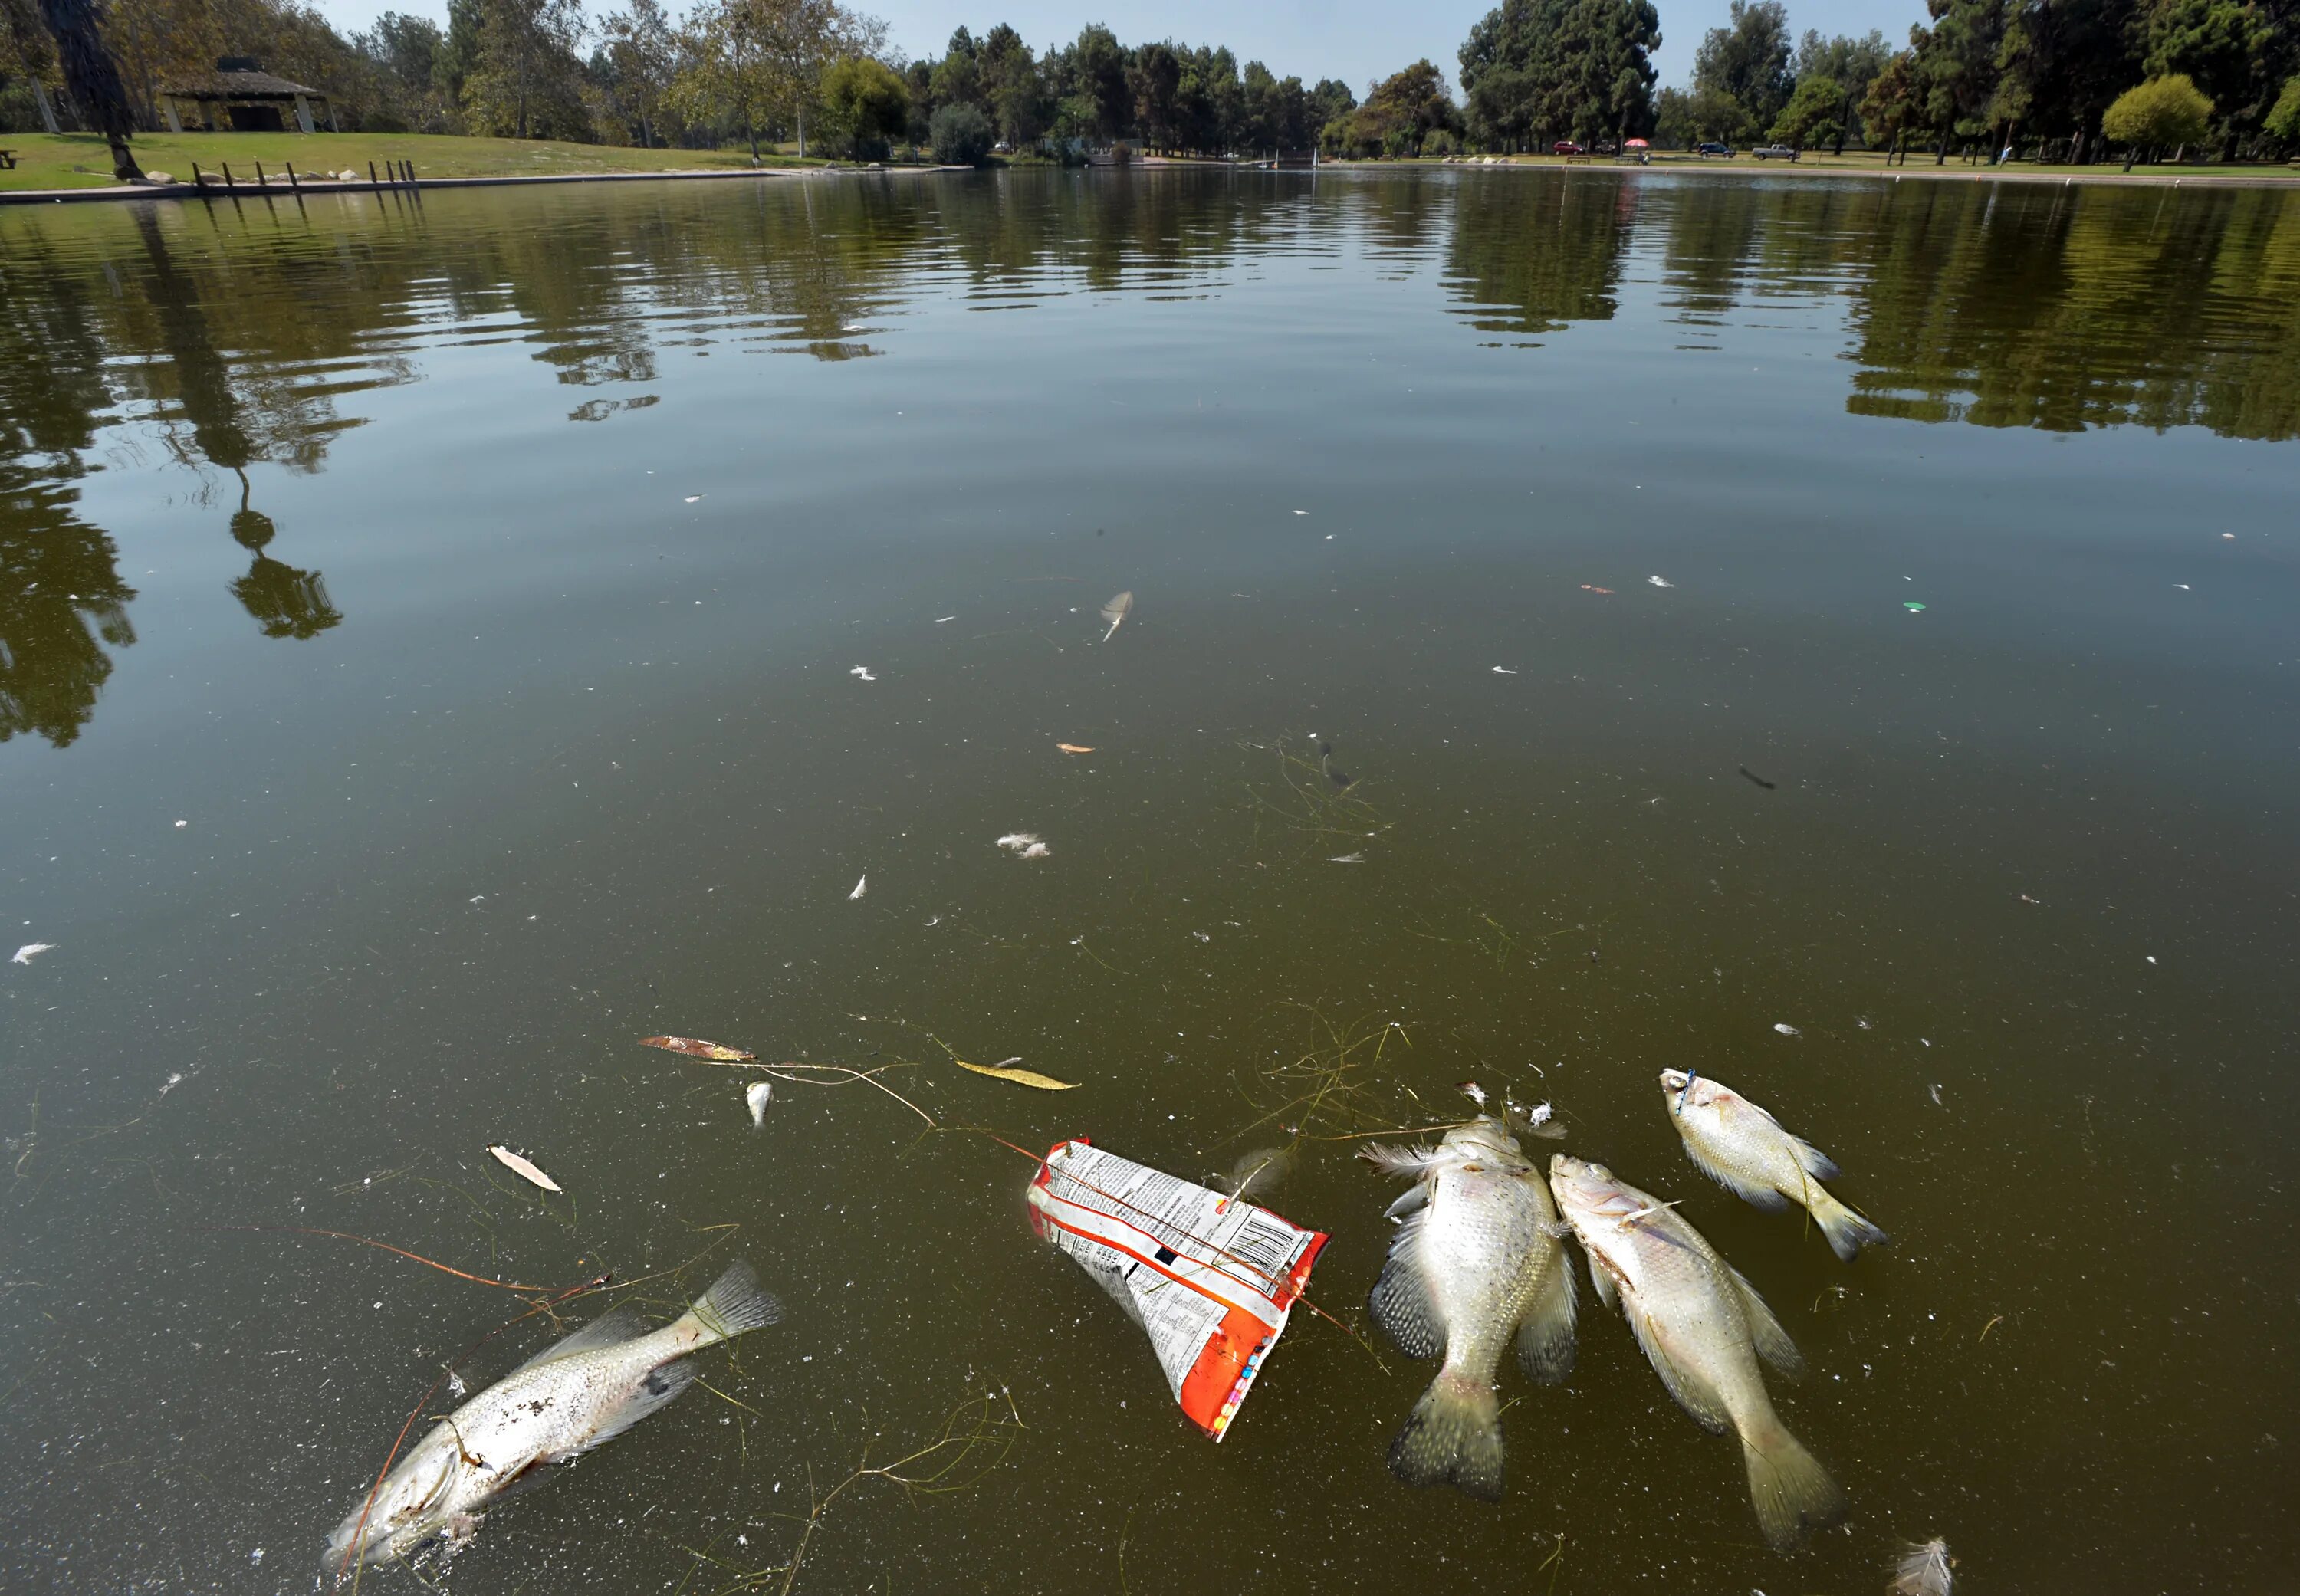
[4,169,2298,1594]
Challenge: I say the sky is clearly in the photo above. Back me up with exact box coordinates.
[313,0,1930,94]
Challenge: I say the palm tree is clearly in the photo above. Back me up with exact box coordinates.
[38,0,143,179]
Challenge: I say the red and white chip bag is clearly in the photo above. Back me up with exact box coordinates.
[1027,1138,1327,1441]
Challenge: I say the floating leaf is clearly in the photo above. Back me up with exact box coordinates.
[642,1036,757,1062]
[955,1056,1078,1091]
[488,1145,563,1193]
[1056,743,1095,754]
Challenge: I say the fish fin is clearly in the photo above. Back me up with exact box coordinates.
[552,1358,698,1462]
[1741,1413,1845,1551]
[1723,1262,1804,1380]
[1586,1253,1619,1314]
[1678,1134,1792,1212]
[1387,1368,1504,1501]
[1806,1181,1891,1262]
[1625,1305,1732,1434]
[1513,1251,1578,1384]
[1787,1132,1839,1181]
[1368,1210,1444,1359]
[512,1306,653,1372]
[1384,1182,1431,1220]
[672,1259,781,1345]
[1359,1141,1444,1181]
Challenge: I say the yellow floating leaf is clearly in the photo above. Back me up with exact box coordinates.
[956,1057,1078,1091]
[642,1035,757,1062]
[488,1145,564,1193]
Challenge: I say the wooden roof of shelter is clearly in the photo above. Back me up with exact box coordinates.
[163,67,327,102]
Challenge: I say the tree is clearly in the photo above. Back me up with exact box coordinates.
[1331,58,1457,156]
[2,0,64,132]
[465,0,590,140]
[2103,71,2213,163]
[1796,27,1889,149]
[1769,73,1844,146]
[1911,0,2007,163]
[1067,21,1129,140]
[1860,49,1923,159]
[1129,39,1179,148]
[815,53,902,158]
[1692,0,1794,142]
[38,0,141,176]
[597,0,674,146]
[1459,0,1661,149]
[977,21,1042,146]
[929,96,990,163]
[2269,74,2300,146]
[435,0,483,112]
[2141,0,2272,150]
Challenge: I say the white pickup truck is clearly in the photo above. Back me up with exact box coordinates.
[1752,144,1801,161]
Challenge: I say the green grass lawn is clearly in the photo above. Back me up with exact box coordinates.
[0,131,827,192]
[1418,149,2300,179]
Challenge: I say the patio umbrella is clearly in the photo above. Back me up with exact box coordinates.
[1625,138,1650,149]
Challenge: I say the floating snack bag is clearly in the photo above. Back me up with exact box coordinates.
[1027,1138,1327,1441]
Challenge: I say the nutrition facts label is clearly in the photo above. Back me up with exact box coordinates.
[1029,1139,1328,1440]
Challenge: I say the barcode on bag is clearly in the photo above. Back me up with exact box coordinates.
[1222,1206,1303,1294]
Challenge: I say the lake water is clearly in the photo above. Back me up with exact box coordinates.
[4,169,2297,1594]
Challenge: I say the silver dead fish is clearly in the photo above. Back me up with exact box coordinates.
[1359,1109,1576,1499]
[1549,1154,1842,1550]
[1891,1538,1955,1596]
[1658,1070,1889,1261]
[322,1260,779,1573]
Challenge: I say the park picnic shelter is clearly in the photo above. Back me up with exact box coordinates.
[159,58,337,135]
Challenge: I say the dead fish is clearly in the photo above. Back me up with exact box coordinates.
[1549,1155,1843,1550]
[1891,1538,1954,1596]
[744,1081,772,1126]
[487,1146,561,1194]
[322,1262,779,1571]
[1658,1071,1889,1262]
[1359,1113,1576,1499]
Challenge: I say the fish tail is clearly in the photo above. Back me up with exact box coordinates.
[1808,1183,1890,1262]
[676,1259,782,1345]
[1387,1368,1504,1501]
[1742,1414,1845,1550]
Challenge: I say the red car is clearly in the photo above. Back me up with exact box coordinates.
[1552,140,1585,156]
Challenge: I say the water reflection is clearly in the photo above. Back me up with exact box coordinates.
[2,172,2295,749]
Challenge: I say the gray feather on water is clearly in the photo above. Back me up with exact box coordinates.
[1099,589,1133,642]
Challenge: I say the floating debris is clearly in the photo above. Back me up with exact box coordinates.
[1647,575,1674,588]
[746,1081,773,1126]
[849,665,877,681]
[957,1056,1077,1091]
[11,943,55,966]
[1773,1023,1801,1036]
[1099,589,1134,642]
[174,819,189,829]
[1056,743,1095,754]
[1030,1140,1324,1440]
[1580,584,1614,595]
[1738,765,1778,790]
[1904,601,1927,612]
[849,875,868,901]
[642,1036,757,1062]
[1891,1538,1955,1596]
[1021,842,1050,859]
[996,832,1046,856]
[1328,852,1366,863]
[684,494,702,503]
[487,1145,563,1194]
[1492,666,1518,674]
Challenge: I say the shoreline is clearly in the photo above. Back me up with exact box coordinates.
[0,162,961,208]
[1346,154,2300,189]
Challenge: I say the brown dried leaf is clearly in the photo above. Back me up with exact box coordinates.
[955,1056,1079,1092]
[641,1035,757,1063]
[1056,743,1095,754]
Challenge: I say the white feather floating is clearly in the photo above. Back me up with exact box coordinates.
[11,943,55,966]
[849,875,867,901]
[1890,1539,1953,1596]
[745,1081,772,1127]
[488,1145,563,1194]
[1099,590,1133,642]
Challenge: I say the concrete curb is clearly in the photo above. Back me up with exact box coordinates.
[0,163,966,207]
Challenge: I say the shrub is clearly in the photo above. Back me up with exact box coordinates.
[929,101,994,166]
[818,57,909,162]
[2101,75,2213,163]
[2267,76,2300,149]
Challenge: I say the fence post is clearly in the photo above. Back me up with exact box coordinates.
[255,159,267,187]
[223,163,236,190]
[368,161,378,186]
[286,162,298,192]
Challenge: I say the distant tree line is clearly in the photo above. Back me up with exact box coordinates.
[3,0,2297,166]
